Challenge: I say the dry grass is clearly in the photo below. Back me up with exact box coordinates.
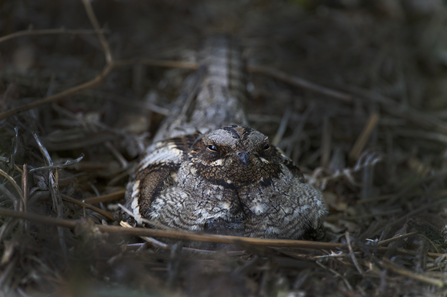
[1,0,447,296]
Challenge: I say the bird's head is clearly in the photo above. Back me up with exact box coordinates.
[188,125,284,187]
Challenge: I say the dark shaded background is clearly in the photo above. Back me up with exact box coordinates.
[1,0,447,296]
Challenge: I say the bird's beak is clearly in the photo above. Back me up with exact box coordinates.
[237,151,250,164]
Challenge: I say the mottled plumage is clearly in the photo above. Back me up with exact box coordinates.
[120,36,327,239]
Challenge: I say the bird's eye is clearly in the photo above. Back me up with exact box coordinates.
[263,143,270,150]
[207,145,218,152]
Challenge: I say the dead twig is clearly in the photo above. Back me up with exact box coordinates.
[139,59,198,70]
[0,0,115,122]
[60,194,114,220]
[0,28,109,44]
[272,109,291,146]
[0,63,115,121]
[349,113,380,161]
[120,221,170,250]
[0,157,23,174]
[339,84,447,135]
[32,133,67,261]
[81,189,125,204]
[0,9,193,122]
[0,184,20,209]
[314,150,383,189]
[0,206,342,248]
[380,258,445,288]
[345,232,364,275]
[316,261,354,291]
[377,231,419,246]
[29,154,84,172]
[375,198,447,236]
[32,134,60,210]
[0,206,444,259]
[82,0,112,63]
[0,169,24,201]
[386,169,447,206]
[249,65,353,103]
[21,164,28,223]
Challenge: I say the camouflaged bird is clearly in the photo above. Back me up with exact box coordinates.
[120,36,327,239]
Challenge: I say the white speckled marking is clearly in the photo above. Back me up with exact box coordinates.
[139,145,182,170]
[131,180,143,224]
[190,167,197,175]
[250,202,267,215]
[220,201,230,209]
[210,159,223,166]
[260,157,269,163]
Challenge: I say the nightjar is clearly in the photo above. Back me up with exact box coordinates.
[120,36,327,240]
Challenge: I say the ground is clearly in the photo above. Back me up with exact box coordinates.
[1,0,447,296]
